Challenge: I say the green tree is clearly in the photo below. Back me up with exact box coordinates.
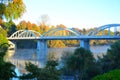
[0,0,25,36]
[98,40,120,73]
[62,47,100,80]
[20,60,61,80]
[0,3,5,18]
[0,33,8,46]
[2,0,26,21]
[92,69,120,80]
[0,26,7,37]
[2,21,16,36]
[0,43,16,80]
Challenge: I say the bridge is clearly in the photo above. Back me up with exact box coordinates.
[7,24,120,66]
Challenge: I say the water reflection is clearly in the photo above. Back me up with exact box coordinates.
[7,45,110,74]
[12,68,21,80]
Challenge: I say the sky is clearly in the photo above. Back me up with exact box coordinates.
[15,0,120,29]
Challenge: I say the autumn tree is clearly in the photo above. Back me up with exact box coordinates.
[16,20,27,30]
[3,0,25,21]
[39,15,50,34]
[17,21,41,33]
[0,0,25,36]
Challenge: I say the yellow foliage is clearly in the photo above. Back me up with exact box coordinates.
[48,40,66,48]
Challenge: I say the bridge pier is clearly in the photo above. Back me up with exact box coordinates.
[80,39,90,50]
[37,40,48,67]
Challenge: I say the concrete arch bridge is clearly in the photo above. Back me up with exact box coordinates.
[8,23,120,65]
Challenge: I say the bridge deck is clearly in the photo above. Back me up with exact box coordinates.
[8,36,120,40]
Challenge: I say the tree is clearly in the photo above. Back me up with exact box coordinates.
[0,0,25,36]
[0,26,7,37]
[0,43,16,80]
[20,60,61,80]
[98,40,120,73]
[0,33,8,46]
[2,20,17,36]
[62,47,100,80]
[2,0,26,21]
[82,28,86,34]
[0,3,5,19]
[16,20,27,30]
[39,15,50,34]
[92,69,120,80]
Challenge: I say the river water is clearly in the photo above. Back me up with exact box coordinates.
[7,45,110,73]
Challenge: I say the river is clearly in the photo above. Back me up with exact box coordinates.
[7,45,110,73]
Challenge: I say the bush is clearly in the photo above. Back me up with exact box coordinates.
[92,69,120,80]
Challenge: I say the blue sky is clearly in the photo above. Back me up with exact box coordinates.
[15,0,120,29]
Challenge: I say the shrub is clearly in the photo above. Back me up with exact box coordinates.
[92,69,120,80]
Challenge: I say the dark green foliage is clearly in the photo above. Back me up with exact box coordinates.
[0,3,5,18]
[20,60,61,80]
[98,40,120,73]
[0,61,16,80]
[62,47,100,80]
[0,43,16,80]
[2,21,17,36]
[92,69,120,80]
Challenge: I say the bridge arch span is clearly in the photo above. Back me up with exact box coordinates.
[87,24,120,36]
[42,27,82,37]
[9,30,24,38]
[10,30,41,38]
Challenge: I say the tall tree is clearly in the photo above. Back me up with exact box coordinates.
[0,43,16,80]
[39,15,50,34]
[62,47,100,80]
[98,40,120,73]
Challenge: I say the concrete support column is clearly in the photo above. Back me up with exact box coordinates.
[37,40,48,67]
[80,39,90,50]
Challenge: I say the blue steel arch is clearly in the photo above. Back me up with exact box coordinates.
[42,27,82,36]
[87,24,120,36]
[10,30,41,38]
